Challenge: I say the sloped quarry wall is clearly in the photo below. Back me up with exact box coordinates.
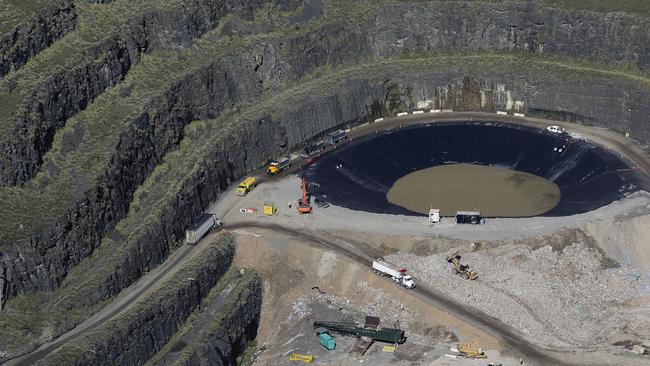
[172,273,262,366]
[0,0,302,187]
[2,2,650,306]
[3,0,650,187]
[0,1,77,78]
[35,236,236,366]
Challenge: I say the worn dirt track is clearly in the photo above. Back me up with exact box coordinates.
[6,112,650,366]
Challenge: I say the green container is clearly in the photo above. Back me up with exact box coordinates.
[319,333,336,350]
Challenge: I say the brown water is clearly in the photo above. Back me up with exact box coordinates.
[386,163,561,217]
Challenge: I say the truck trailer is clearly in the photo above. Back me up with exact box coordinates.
[325,129,348,145]
[372,260,415,289]
[185,213,222,244]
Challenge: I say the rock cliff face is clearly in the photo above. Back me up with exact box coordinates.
[36,236,236,366]
[0,1,77,78]
[0,0,299,187]
[2,1,650,308]
[173,274,262,366]
[371,2,650,69]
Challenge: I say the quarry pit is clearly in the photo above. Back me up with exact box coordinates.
[2,1,650,366]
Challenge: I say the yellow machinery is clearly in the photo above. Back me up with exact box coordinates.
[288,353,313,363]
[236,176,257,196]
[266,157,291,175]
[457,342,487,359]
[263,201,276,216]
[446,253,478,280]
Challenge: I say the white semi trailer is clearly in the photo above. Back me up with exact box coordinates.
[185,213,223,244]
[372,260,416,289]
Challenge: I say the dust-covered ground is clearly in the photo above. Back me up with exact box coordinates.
[212,168,650,364]
[231,229,525,366]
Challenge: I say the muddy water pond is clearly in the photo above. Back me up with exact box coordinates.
[386,163,560,217]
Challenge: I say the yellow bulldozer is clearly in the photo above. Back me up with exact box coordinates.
[457,342,487,359]
[446,253,478,280]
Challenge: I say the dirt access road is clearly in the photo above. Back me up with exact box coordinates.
[7,111,649,365]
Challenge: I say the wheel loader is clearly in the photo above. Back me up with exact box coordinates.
[446,253,478,280]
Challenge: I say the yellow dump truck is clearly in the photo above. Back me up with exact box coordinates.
[236,176,257,196]
[266,157,291,175]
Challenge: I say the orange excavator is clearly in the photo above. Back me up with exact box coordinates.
[298,177,312,214]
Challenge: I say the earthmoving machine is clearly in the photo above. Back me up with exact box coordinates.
[297,177,312,214]
[236,176,257,196]
[266,157,291,175]
[456,342,487,359]
[446,253,478,280]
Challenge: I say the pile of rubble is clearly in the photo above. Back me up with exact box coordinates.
[288,282,417,329]
[387,241,650,348]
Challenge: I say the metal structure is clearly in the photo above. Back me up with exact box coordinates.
[298,178,312,214]
[313,321,406,344]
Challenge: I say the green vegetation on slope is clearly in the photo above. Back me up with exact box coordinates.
[144,267,250,366]
[0,0,67,34]
[35,232,235,365]
[0,0,372,244]
[543,0,650,16]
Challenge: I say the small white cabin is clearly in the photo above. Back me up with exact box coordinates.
[428,208,440,223]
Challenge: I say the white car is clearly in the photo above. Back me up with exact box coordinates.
[546,125,564,134]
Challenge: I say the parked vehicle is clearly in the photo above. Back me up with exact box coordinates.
[315,197,329,208]
[236,176,257,196]
[372,260,415,289]
[546,125,564,134]
[266,157,291,175]
[455,210,482,224]
[185,213,222,244]
[325,129,348,145]
[300,141,325,158]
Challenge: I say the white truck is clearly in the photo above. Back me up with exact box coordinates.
[185,213,223,244]
[372,260,416,289]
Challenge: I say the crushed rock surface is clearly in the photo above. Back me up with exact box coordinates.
[387,242,650,348]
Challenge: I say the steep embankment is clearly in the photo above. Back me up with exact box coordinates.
[0,0,301,186]
[147,270,263,366]
[0,0,77,78]
[34,233,236,366]
[2,0,650,309]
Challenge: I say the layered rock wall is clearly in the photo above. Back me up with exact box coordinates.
[0,1,77,77]
[35,235,235,366]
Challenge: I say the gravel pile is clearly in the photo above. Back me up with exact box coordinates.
[387,241,650,348]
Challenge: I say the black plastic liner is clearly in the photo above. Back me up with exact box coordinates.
[304,122,648,217]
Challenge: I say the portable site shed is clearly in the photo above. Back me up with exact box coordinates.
[455,210,481,224]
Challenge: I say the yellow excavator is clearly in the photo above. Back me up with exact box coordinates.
[446,253,478,280]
